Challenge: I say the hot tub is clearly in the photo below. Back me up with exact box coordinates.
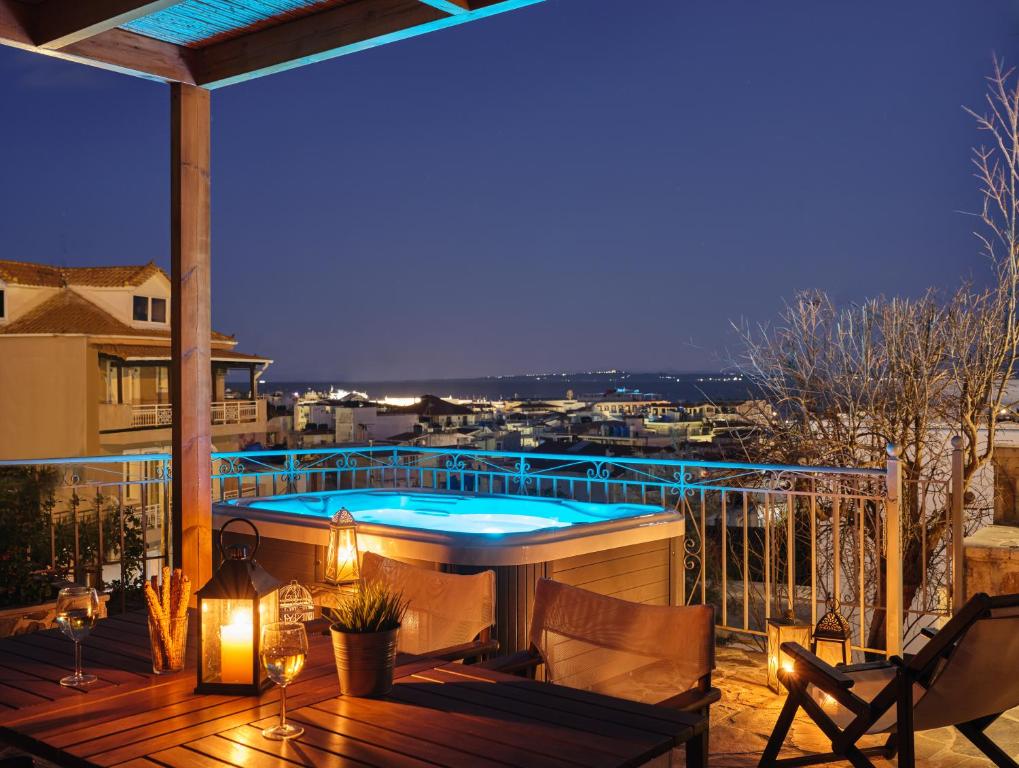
[213,489,685,653]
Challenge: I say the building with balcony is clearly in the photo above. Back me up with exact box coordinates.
[0,260,271,459]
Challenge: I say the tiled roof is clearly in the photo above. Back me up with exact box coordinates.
[94,344,271,363]
[0,260,167,288]
[386,394,475,416]
[0,289,234,342]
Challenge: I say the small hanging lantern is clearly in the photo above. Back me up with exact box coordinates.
[324,508,359,585]
[767,610,812,694]
[812,598,853,668]
[196,518,281,695]
[278,580,315,623]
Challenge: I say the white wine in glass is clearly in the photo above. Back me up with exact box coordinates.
[260,621,308,740]
[55,585,100,687]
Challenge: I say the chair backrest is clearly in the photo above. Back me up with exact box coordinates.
[528,578,714,701]
[912,593,1019,731]
[360,551,495,656]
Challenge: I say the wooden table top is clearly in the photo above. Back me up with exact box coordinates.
[0,611,704,767]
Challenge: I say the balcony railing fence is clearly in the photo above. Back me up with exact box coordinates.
[129,400,259,428]
[0,444,976,656]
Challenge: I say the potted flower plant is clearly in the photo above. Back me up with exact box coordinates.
[325,581,407,697]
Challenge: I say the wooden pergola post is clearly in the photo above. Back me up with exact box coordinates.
[170,82,212,592]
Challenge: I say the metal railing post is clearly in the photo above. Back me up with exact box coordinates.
[885,443,903,658]
[950,435,965,610]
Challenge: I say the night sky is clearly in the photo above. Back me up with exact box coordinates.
[1,1,1017,380]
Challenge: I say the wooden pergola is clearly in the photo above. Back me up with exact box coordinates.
[1,0,542,591]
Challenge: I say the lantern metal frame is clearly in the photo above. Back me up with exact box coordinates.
[812,598,853,668]
[195,517,282,696]
[766,611,812,694]
[324,507,360,585]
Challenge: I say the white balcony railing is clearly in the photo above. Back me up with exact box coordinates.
[211,400,259,425]
[130,400,260,428]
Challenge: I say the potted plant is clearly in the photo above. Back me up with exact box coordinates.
[325,581,407,697]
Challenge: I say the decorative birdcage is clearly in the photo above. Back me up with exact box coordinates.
[277,580,315,623]
[813,598,853,667]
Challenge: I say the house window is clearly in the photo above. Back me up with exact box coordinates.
[151,297,167,323]
[134,296,168,323]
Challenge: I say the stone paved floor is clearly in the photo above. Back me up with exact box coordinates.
[709,645,1019,767]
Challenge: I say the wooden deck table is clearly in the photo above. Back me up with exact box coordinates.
[0,612,705,767]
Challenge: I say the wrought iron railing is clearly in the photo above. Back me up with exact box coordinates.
[0,444,971,656]
[0,454,171,612]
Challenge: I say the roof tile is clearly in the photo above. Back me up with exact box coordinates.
[0,289,233,342]
[0,260,167,288]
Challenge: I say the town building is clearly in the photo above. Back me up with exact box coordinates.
[0,260,271,459]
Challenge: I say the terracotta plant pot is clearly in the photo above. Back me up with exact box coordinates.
[329,624,399,697]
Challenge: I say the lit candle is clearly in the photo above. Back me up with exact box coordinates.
[220,606,253,684]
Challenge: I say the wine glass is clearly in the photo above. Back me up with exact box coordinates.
[260,621,308,740]
[55,585,100,687]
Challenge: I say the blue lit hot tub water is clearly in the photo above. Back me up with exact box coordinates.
[230,490,663,535]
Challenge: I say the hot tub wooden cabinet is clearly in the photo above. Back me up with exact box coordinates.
[212,490,685,655]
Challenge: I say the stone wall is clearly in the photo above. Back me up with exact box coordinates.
[992,447,1019,525]
[964,525,1019,600]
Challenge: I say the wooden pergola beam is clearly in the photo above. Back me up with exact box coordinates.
[195,0,542,89]
[0,0,195,83]
[1,0,538,88]
[170,83,213,594]
[32,0,182,50]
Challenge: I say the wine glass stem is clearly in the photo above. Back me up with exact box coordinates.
[74,640,82,679]
[279,685,288,729]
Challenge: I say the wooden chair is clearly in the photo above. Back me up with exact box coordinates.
[360,551,498,662]
[482,577,720,768]
[760,592,1019,768]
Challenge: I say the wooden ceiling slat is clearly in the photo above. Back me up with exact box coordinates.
[32,0,183,49]
[418,0,470,14]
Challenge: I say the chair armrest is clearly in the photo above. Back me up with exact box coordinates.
[838,660,895,673]
[781,642,871,717]
[424,639,500,664]
[782,643,854,688]
[477,649,543,676]
[657,686,722,714]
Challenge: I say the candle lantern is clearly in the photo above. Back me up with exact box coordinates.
[324,508,359,585]
[812,598,853,668]
[767,610,812,694]
[196,517,281,695]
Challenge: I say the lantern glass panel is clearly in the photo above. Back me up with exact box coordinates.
[326,524,359,584]
[767,618,812,693]
[814,636,853,668]
[201,598,254,686]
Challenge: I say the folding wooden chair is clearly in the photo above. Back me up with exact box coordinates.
[360,551,498,662]
[483,577,720,768]
[760,592,1019,768]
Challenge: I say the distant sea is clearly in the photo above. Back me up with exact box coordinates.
[255,372,756,404]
